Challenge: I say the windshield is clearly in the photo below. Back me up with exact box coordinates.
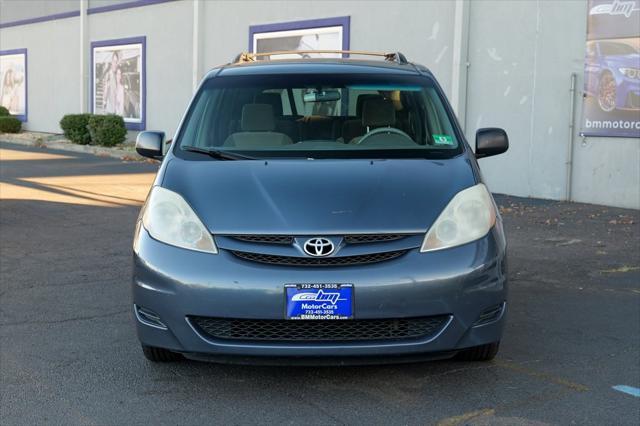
[598,42,638,56]
[175,72,463,159]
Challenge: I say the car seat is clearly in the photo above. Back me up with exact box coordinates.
[223,104,293,148]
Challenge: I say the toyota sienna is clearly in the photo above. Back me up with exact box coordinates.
[132,51,509,364]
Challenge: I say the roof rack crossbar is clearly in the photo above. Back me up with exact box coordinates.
[233,50,409,65]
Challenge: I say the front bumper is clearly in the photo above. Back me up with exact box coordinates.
[132,225,508,359]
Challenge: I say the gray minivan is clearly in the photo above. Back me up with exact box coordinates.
[132,51,509,364]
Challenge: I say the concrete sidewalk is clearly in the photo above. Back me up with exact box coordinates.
[0,131,149,162]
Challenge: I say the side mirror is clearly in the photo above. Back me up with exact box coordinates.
[475,128,508,159]
[136,131,165,159]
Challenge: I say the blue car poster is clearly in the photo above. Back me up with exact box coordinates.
[582,0,640,138]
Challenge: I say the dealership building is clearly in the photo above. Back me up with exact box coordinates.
[0,0,638,208]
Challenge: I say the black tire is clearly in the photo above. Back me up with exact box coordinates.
[455,341,500,361]
[141,344,183,362]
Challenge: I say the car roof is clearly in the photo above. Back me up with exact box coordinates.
[207,58,433,79]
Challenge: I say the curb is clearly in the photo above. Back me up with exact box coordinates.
[0,133,148,161]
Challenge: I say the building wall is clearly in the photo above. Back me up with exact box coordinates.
[88,0,193,137]
[0,16,81,132]
[465,0,639,209]
[0,0,78,24]
[0,0,638,209]
[200,1,457,97]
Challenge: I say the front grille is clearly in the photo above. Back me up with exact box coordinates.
[344,234,407,244]
[227,234,409,246]
[229,235,294,245]
[231,250,407,266]
[190,315,450,342]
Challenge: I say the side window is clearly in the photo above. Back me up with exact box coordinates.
[180,88,216,147]
[424,87,458,146]
[292,89,306,115]
[280,90,292,115]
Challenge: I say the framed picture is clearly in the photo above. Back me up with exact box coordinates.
[249,16,350,59]
[91,36,145,130]
[581,0,639,138]
[0,48,27,121]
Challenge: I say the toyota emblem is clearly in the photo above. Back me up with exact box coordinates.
[303,238,335,257]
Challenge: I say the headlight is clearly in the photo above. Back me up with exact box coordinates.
[619,67,640,79]
[421,183,496,252]
[142,186,217,254]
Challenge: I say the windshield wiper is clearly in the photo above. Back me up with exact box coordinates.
[182,146,257,160]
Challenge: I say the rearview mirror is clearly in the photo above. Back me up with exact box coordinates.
[475,128,508,159]
[303,90,341,103]
[136,131,165,159]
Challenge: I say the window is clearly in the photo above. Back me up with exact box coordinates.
[176,72,463,159]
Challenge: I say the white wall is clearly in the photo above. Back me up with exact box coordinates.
[0,0,77,23]
[0,17,81,133]
[88,0,193,138]
[1,0,638,208]
[465,0,639,209]
[200,1,457,96]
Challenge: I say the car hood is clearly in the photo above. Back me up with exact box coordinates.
[605,53,640,66]
[161,156,477,235]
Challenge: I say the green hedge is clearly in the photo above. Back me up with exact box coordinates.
[60,113,127,146]
[0,106,10,117]
[87,114,127,147]
[60,114,92,145]
[0,116,22,133]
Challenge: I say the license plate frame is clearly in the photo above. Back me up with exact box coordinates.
[285,283,353,320]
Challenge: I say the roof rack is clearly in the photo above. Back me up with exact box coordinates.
[233,50,409,65]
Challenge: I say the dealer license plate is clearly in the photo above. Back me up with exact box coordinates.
[285,283,353,320]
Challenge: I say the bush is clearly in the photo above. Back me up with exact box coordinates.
[87,114,127,147]
[0,106,9,117]
[0,116,22,133]
[60,114,92,145]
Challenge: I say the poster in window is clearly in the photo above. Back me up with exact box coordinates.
[92,37,145,130]
[581,0,640,138]
[0,49,27,121]
[249,16,349,60]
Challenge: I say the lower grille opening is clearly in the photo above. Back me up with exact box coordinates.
[189,315,451,343]
[472,302,505,326]
[230,250,407,266]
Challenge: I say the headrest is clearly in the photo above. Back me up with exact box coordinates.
[254,92,283,117]
[241,104,275,132]
[356,94,383,117]
[362,98,396,127]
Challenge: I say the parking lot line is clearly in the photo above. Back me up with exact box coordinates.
[612,385,640,398]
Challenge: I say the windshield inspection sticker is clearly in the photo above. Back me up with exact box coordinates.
[433,134,454,145]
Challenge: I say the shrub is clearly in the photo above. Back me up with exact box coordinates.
[60,114,92,145]
[0,106,10,117]
[87,114,127,147]
[0,116,21,133]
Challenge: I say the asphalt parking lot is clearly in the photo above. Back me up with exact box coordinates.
[1,141,639,425]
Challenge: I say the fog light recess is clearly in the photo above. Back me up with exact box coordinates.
[472,302,506,327]
[135,305,168,330]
